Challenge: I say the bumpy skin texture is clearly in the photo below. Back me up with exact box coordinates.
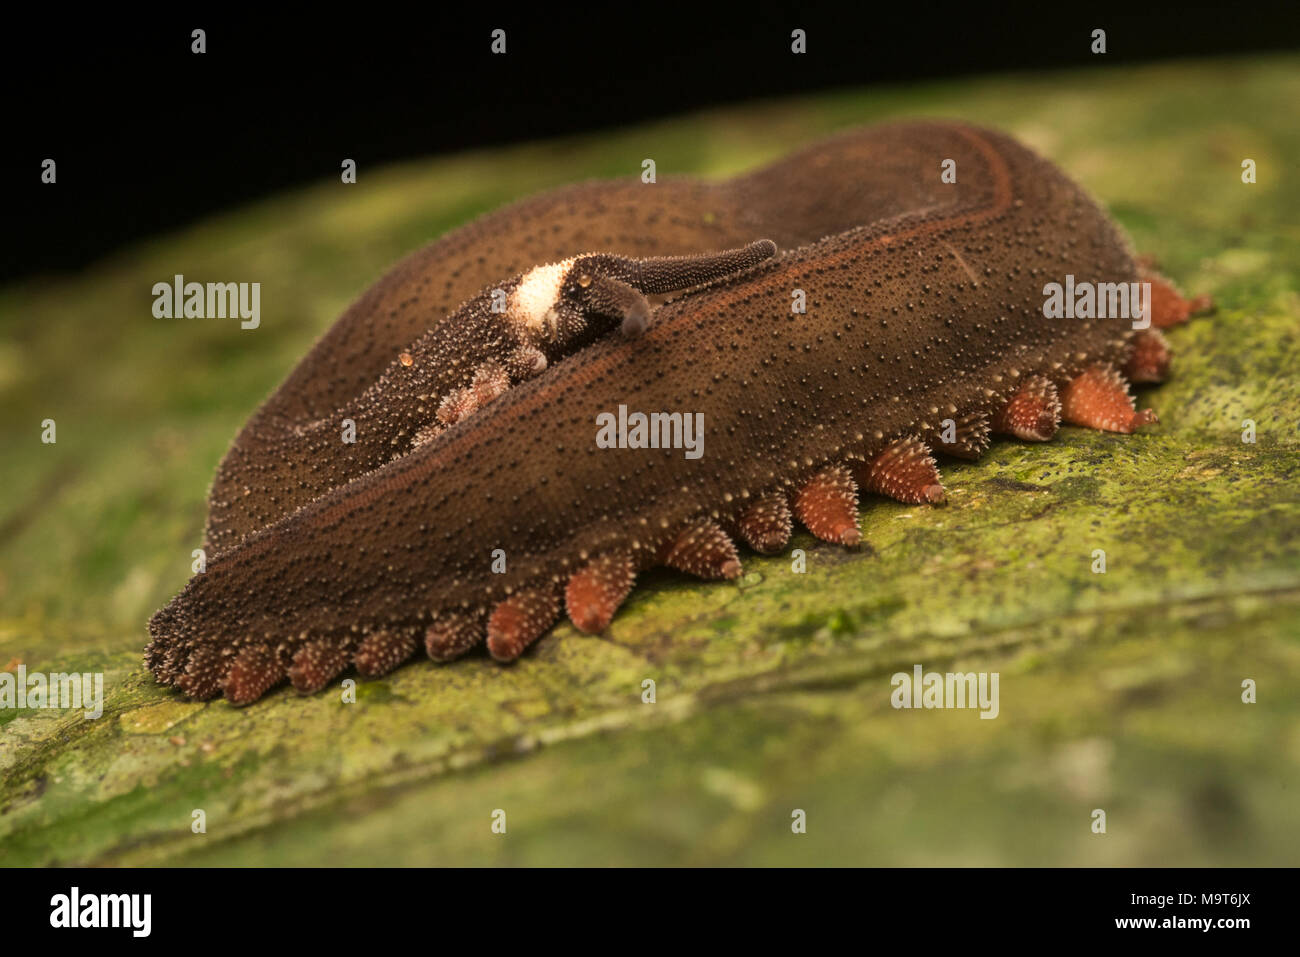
[206,240,777,552]
[205,124,983,552]
[150,121,1189,704]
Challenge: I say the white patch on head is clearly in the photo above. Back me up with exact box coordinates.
[510,258,574,336]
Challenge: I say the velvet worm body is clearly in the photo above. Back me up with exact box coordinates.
[149,122,1210,704]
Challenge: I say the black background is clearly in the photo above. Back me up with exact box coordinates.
[5,3,1298,282]
[7,865,1279,941]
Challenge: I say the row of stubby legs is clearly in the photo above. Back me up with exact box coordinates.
[208,271,1212,705]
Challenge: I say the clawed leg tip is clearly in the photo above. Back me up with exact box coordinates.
[1133,408,1160,429]
[569,612,611,635]
[221,682,263,707]
[823,522,861,546]
[923,485,947,504]
[486,641,518,663]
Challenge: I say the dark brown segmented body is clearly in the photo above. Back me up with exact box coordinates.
[207,239,779,552]
[150,121,1203,703]
[205,123,990,552]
